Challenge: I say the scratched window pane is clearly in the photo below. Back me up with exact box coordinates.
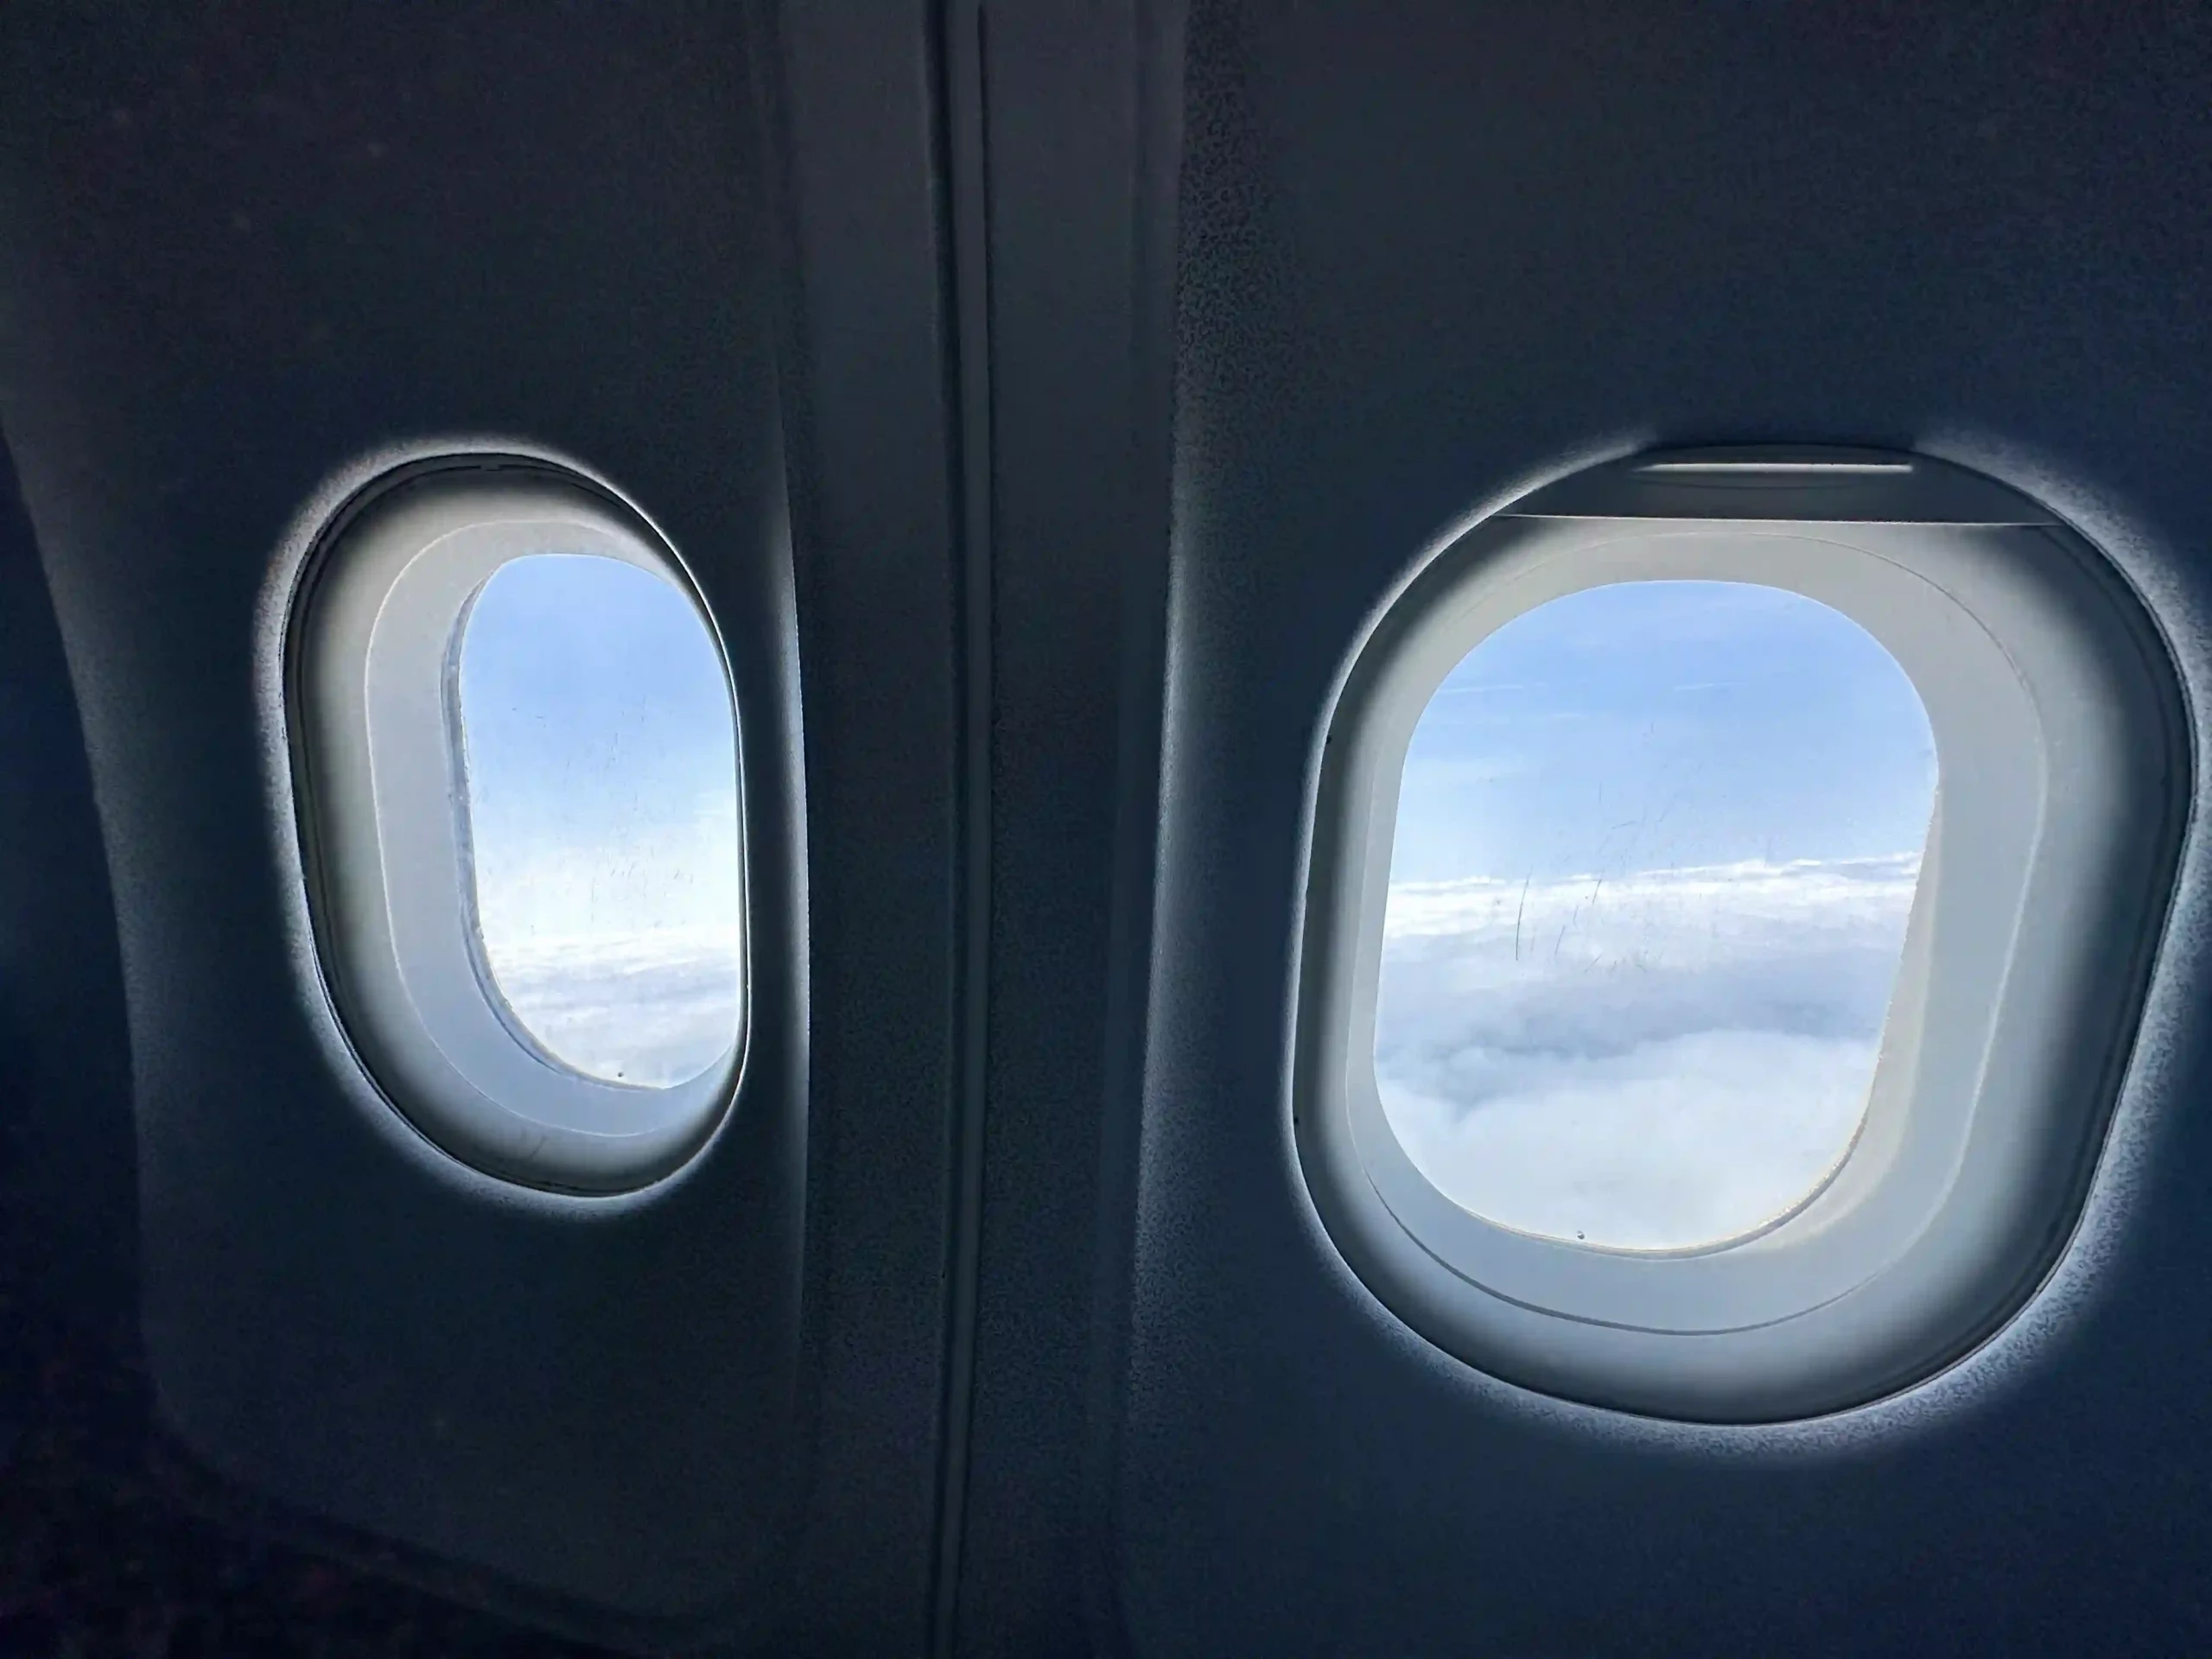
[456,554,742,1089]
[1374,582,1936,1250]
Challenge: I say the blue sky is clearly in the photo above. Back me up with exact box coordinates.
[457,553,737,887]
[454,554,743,1085]
[1389,581,1938,886]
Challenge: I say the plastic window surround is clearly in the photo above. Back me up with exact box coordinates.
[1296,448,2187,1422]
[289,461,747,1193]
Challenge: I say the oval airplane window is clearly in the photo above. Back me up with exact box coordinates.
[289,463,748,1192]
[1376,582,1937,1251]
[455,555,745,1089]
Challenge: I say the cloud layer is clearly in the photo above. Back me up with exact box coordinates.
[1375,855,1918,1249]
[481,925,741,1089]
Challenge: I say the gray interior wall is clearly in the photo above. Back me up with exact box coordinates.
[0,3,964,1648]
[1,3,2209,1654]
[1097,4,2212,1654]
[0,428,137,1390]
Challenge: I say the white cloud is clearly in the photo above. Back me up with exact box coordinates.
[1375,856,1917,1249]
[470,814,743,944]
[465,816,745,1087]
[481,925,741,1089]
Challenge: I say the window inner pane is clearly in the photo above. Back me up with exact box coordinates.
[1375,581,1936,1250]
[455,554,742,1089]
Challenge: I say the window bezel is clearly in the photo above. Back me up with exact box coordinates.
[289,460,748,1193]
[1295,449,2188,1421]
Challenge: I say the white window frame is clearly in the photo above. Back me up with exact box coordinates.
[289,461,747,1193]
[1296,449,2186,1421]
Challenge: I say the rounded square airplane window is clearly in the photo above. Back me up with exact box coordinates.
[1298,450,2185,1419]
[1376,581,1937,1251]
[454,554,744,1090]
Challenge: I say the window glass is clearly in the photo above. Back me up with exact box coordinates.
[455,554,742,1089]
[1376,581,1936,1249]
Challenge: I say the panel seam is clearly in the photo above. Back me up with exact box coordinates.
[931,2,994,1654]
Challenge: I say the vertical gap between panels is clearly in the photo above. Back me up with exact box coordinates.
[932,1,994,1654]
[1082,0,1189,1645]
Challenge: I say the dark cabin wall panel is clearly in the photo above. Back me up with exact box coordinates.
[0,3,956,1642]
[1112,3,2212,1655]
[948,2,1185,1653]
[0,3,794,1621]
[765,0,968,1649]
[951,6,1141,1653]
[0,435,136,1385]
[4,1,2210,1652]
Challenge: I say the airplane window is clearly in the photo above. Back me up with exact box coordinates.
[455,554,744,1089]
[1376,582,1936,1250]
[290,464,747,1192]
[1296,450,2183,1419]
